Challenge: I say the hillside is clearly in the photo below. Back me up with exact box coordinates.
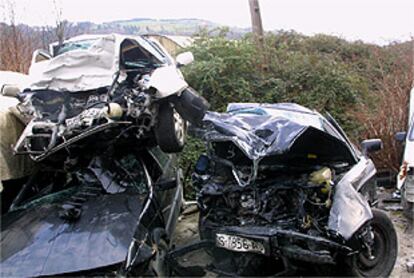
[47,18,249,38]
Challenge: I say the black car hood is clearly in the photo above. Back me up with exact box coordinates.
[0,192,143,277]
[196,103,356,164]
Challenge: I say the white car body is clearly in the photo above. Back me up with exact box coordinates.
[397,87,414,190]
[12,33,200,161]
[29,34,188,97]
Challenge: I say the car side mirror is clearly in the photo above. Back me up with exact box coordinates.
[394,131,407,142]
[361,139,383,155]
[176,52,194,67]
[32,49,51,63]
[1,84,20,98]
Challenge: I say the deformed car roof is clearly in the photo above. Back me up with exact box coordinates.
[198,103,357,164]
[28,34,172,92]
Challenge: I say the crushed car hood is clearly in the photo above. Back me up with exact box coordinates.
[0,192,143,277]
[196,103,356,164]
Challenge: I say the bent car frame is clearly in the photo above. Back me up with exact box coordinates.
[177,103,398,277]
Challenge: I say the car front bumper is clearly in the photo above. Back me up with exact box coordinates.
[211,225,352,264]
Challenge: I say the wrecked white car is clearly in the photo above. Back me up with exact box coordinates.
[13,34,208,161]
[186,103,397,276]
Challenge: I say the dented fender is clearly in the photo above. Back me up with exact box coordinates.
[328,157,375,240]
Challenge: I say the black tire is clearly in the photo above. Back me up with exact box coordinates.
[346,208,398,277]
[154,102,186,153]
[401,185,414,221]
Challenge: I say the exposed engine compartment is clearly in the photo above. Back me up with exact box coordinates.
[15,70,156,156]
[197,162,339,236]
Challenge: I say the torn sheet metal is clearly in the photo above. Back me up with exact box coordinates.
[29,35,120,92]
[195,103,356,164]
[328,157,375,240]
[29,34,168,92]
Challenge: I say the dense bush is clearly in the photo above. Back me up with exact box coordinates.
[183,32,373,131]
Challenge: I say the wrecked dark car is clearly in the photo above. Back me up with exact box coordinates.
[0,34,208,276]
[1,147,183,276]
[191,103,398,276]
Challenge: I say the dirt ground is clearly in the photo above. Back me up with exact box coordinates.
[388,210,413,277]
[173,201,414,277]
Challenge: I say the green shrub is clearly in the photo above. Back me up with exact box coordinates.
[179,31,413,197]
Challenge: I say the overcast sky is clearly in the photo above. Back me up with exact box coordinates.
[2,0,413,44]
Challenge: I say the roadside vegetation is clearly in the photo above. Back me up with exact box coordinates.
[180,30,413,196]
[0,23,412,197]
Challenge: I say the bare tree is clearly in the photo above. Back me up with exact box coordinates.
[0,0,38,73]
[354,41,414,173]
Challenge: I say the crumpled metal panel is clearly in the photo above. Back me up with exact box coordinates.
[28,34,170,93]
[328,157,375,240]
[0,192,143,277]
[29,35,120,92]
[196,103,355,163]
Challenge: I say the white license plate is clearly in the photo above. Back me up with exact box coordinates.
[216,233,265,254]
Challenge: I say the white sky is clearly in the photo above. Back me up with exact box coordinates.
[1,0,413,44]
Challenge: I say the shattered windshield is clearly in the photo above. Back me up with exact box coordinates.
[54,39,98,56]
[137,36,171,65]
[120,38,168,70]
[11,152,147,212]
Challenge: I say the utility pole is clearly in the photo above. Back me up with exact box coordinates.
[248,0,267,71]
[248,0,264,48]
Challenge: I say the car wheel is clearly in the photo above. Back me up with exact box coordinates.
[401,185,414,221]
[155,102,186,153]
[346,208,397,277]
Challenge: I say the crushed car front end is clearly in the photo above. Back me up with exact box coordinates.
[191,103,396,276]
